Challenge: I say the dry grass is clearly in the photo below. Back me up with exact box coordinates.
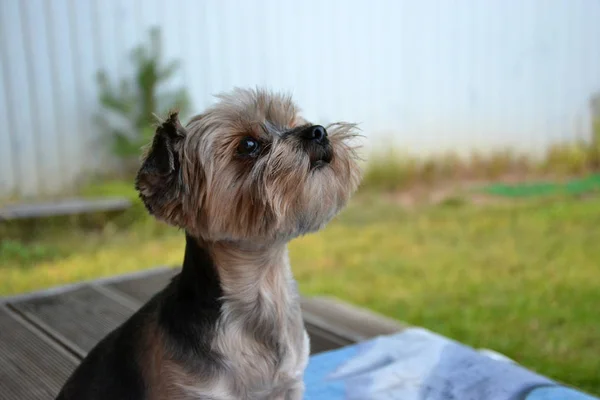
[361,137,600,193]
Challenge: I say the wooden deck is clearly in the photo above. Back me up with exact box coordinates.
[0,267,403,400]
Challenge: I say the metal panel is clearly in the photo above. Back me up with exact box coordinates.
[68,0,103,174]
[2,0,600,198]
[20,0,64,194]
[0,38,15,197]
[43,0,85,194]
[0,0,39,197]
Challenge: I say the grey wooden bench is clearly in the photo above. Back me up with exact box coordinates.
[0,198,131,221]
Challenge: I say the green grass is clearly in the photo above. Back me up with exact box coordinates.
[294,196,600,395]
[1,194,599,395]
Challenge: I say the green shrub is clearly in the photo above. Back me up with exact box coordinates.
[0,240,62,267]
[96,27,190,164]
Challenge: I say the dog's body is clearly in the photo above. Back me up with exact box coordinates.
[57,88,360,399]
[58,235,308,399]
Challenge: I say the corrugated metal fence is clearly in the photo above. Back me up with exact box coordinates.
[2,0,600,198]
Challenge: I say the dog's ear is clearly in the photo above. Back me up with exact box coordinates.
[135,112,187,226]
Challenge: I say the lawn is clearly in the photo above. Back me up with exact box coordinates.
[1,193,599,395]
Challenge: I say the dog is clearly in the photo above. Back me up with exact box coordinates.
[56,88,361,399]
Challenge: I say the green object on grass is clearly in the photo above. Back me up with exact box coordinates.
[481,174,600,198]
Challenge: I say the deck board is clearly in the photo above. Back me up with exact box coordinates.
[0,268,404,399]
[103,269,355,354]
[103,270,390,354]
[0,307,78,400]
[11,285,136,355]
[105,268,179,303]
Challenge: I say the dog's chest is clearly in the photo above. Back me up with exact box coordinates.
[175,299,309,400]
[177,330,309,400]
[211,306,309,399]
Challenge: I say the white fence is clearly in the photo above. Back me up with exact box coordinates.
[2,0,600,198]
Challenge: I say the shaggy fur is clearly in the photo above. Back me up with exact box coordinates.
[56,88,361,400]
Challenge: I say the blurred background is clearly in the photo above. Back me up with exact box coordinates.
[0,0,599,395]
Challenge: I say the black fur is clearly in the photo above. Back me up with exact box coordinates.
[55,234,224,399]
[158,234,224,368]
[135,113,187,224]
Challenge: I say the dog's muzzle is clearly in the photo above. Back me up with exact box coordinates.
[295,125,333,168]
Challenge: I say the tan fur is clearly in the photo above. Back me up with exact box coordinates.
[140,320,184,400]
[138,88,361,242]
[135,88,362,399]
[212,242,306,398]
[140,241,308,400]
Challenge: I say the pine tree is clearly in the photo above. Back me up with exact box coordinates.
[96,27,190,166]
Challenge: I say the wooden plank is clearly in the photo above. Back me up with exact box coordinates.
[7,268,402,364]
[105,270,352,354]
[10,285,136,356]
[103,269,353,353]
[304,321,354,354]
[0,197,131,220]
[0,277,394,399]
[103,269,401,353]
[105,267,179,303]
[104,270,352,354]
[104,271,354,354]
[0,306,78,400]
[0,266,173,306]
[301,296,405,342]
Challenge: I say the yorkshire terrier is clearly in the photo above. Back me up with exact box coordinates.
[57,88,361,399]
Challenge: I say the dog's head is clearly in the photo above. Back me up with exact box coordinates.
[136,88,361,242]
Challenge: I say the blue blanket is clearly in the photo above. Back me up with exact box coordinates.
[304,328,596,400]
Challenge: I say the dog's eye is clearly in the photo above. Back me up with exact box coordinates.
[238,137,260,156]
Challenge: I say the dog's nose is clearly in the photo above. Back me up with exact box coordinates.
[301,125,327,143]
